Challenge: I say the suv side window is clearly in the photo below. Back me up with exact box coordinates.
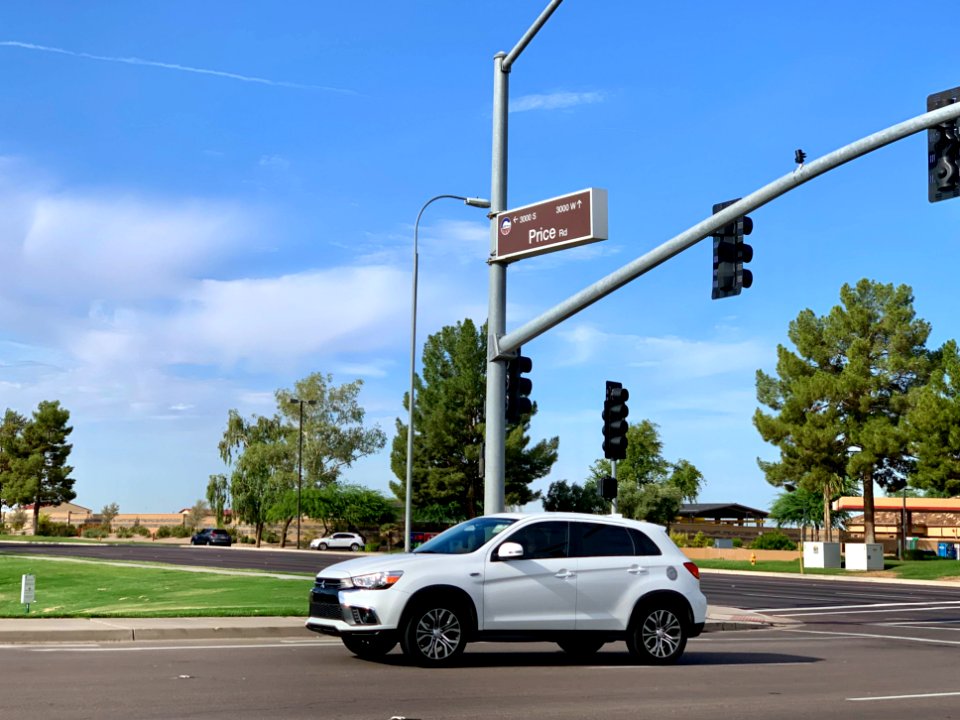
[627,528,662,556]
[507,521,569,559]
[570,522,634,557]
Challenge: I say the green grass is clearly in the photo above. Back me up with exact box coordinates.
[0,557,312,618]
[696,557,960,580]
[0,534,107,544]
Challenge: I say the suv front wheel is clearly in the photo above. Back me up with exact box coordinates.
[400,599,469,667]
[627,604,688,665]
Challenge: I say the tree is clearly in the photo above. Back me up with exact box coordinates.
[0,409,28,511]
[755,280,932,543]
[7,401,75,534]
[389,319,558,519]
[206,473,230,527]
[907,340,960,497]
[587,420,703,525]
[219,412,290,547]
[100,502,120,532]
[302,483,394,536]
[186,499,209,531]
[541,479,608,514]
[218,373,386,547]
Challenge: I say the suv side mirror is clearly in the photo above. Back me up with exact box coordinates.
[496,542,524,560]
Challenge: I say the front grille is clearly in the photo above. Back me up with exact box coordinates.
[312,602,345,621]
[314,577,344,590]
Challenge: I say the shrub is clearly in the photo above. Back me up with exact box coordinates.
[37,516,77,537]
[669,531,689,548]
[170,525,191,538]
[690,531,713,548]
[115,527,134,539]
[156,526,172,538]
[262,530,280,544]
[83,527,108,539]
[133,524,151,537]
[732,538,743,548]
[365,542,380,552]
[750,531,796,551]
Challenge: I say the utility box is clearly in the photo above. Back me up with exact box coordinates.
[713,539,733,549]
[803,541,842,568]
[845,542,884,571]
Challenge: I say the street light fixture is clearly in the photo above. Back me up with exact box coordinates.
[289,396,317,550]
[405,194,490,552]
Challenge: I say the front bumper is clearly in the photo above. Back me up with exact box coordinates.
[305,580,405,635]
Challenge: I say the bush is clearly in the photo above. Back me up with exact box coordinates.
[750,531,796,551]
[690,531,713,548]
[83,527,108,539]
[37,516,77,537]
[365,542,379,552]
[732,538,743,548]
[669,531,689,548]
[239,535,255,544]
[170,525,191,538]
[262,530,280,544]
[115,527,134,539]
[133,524,151,537]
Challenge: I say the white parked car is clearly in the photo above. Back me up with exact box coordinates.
[305,512,707,666]
[309,532,365,551]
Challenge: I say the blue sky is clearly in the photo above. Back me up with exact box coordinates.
[1,2,958,515]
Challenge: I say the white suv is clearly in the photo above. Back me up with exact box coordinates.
[305,512,707,666]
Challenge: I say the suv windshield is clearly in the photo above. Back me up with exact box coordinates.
[413,517,516,555]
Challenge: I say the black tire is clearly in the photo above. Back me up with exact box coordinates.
[557,637,606,658]
[318,542,328,551]
[350,543,361,551]
[400,599,469,667]
[626,604,688,665]
[341,633,397,660]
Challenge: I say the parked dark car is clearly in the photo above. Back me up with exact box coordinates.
[190,528,232,546]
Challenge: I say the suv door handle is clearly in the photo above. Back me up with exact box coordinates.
[628,566,649,575]
[554,570,575,579]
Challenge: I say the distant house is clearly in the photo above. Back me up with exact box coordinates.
[676,503,769,526]
[834,496,960,545]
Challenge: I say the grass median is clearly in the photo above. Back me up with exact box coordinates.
[0,556,313,618]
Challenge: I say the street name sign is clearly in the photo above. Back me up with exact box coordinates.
[496,188,608,262]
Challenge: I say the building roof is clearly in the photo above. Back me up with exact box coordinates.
[677,503,769,521]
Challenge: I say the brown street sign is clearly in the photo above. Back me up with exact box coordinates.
[496,188,608,262]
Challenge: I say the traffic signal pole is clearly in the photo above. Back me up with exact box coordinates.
[494,100,960,360]
[484,0,564,516]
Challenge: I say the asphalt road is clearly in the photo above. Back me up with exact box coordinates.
[2,625,960,720]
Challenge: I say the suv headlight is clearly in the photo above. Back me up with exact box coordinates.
[348,570,404,590]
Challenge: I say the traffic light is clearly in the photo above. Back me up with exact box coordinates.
[711,199,753,299]
[506,350,533,423]
[927,87,960,203]
[598,475,618,501]
[602,380,629,461]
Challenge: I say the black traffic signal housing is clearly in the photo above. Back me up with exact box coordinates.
[928,86,960,203]
[598,475,618,501]
[506,350,533,423]
[711,199,754,299]
[602,380,629,461]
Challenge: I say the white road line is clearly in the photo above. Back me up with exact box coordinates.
[752,600,960,613]
[849,691,960,702]
[28,641,335,652]
[773,605,960,618]
[784,628,960,646]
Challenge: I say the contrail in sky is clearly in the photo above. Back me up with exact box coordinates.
[0,40,355,94]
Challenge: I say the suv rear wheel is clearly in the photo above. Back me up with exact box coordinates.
[341,632,397,660]
[627,604,687,665]
[400,599,468,667]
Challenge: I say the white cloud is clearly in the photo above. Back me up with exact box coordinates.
[511,91,606,113]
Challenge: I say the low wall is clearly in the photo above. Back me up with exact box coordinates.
[683,547,800,562]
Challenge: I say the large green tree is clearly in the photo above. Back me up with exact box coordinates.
[906,340,960,496]
[206,473,230,527]
[0,409,28,511]
[7,401,75,533]
[541,479,608,514]
[755,279,932,543]
[588,420,703,525]
[389,319,558,520]
[218,373,386,546]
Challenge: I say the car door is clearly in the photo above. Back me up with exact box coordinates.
[571,521,663,631]
[481,521,577,631]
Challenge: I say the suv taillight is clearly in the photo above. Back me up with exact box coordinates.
[683,561,700,580]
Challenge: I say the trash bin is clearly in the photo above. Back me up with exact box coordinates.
[937,542,957,559]
[907,537,919,551]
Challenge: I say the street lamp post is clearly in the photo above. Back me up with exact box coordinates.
[290,397,316,550]
[405,194,490,553]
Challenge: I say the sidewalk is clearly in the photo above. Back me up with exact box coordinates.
[0,606,793,644]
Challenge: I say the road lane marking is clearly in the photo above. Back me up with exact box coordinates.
[28,640,336,652]
[849,691,960,702]
[784,628,960,646]
[752,600,960,614]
